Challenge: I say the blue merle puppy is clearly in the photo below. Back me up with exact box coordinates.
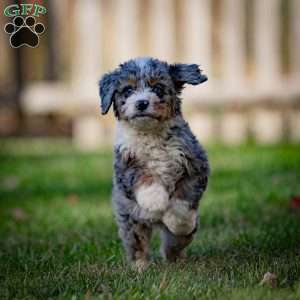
[99,57,209,271]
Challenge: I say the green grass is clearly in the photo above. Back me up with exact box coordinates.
[0,139,300,300]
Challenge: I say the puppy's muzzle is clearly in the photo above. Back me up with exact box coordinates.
[135,99,149,112]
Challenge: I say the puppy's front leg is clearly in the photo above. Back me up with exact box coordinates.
[135,178,169,220]
[162,174,207,235]
[162,199,198,236]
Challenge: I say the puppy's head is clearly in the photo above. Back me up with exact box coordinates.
[99,57,207,128]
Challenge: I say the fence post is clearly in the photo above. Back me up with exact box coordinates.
[182,0,212,78]
[290,0,300,82]
[254,0,281,88]
[72,0,102,100]
[221,112,248,144]
[148,0,176,61]
[72,0,104,150]
[221,0,246,88]
[290,111,300,142]
[189,112,215,143]
[115,0,139,63]
[252,109,283,144]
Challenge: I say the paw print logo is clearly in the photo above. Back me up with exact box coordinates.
[4,16,45,48]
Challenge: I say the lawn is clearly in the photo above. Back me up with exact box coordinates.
[0,139,300,299]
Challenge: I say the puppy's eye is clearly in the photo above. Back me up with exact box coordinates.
[152,84,165,98]
[122,86,134,98]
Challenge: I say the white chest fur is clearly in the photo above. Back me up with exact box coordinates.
[115,122,188,193]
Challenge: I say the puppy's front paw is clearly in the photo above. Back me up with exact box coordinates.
[131,258,150,273]
[136,183,169,219]
[163,200,197,235]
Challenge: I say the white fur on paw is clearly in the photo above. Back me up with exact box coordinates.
[162,200,197,235]
[132,258,149,272]
[136,183,169,218]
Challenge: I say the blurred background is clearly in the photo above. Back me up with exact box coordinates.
[0,0,300,149]
[1,2,300,297]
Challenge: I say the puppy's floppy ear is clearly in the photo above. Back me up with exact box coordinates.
[169,63,207,92]
[99,71,119,115]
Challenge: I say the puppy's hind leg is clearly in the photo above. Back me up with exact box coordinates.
[118,216,152,272]
[160,224,196,262]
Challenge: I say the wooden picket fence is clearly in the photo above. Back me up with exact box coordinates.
[2,0,299,147]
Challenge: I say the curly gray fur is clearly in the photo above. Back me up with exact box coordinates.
[99,57,209,267]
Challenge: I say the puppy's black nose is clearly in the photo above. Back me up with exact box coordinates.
[135,99,149,111]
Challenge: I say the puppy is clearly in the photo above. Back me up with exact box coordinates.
[99,57,210,271]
